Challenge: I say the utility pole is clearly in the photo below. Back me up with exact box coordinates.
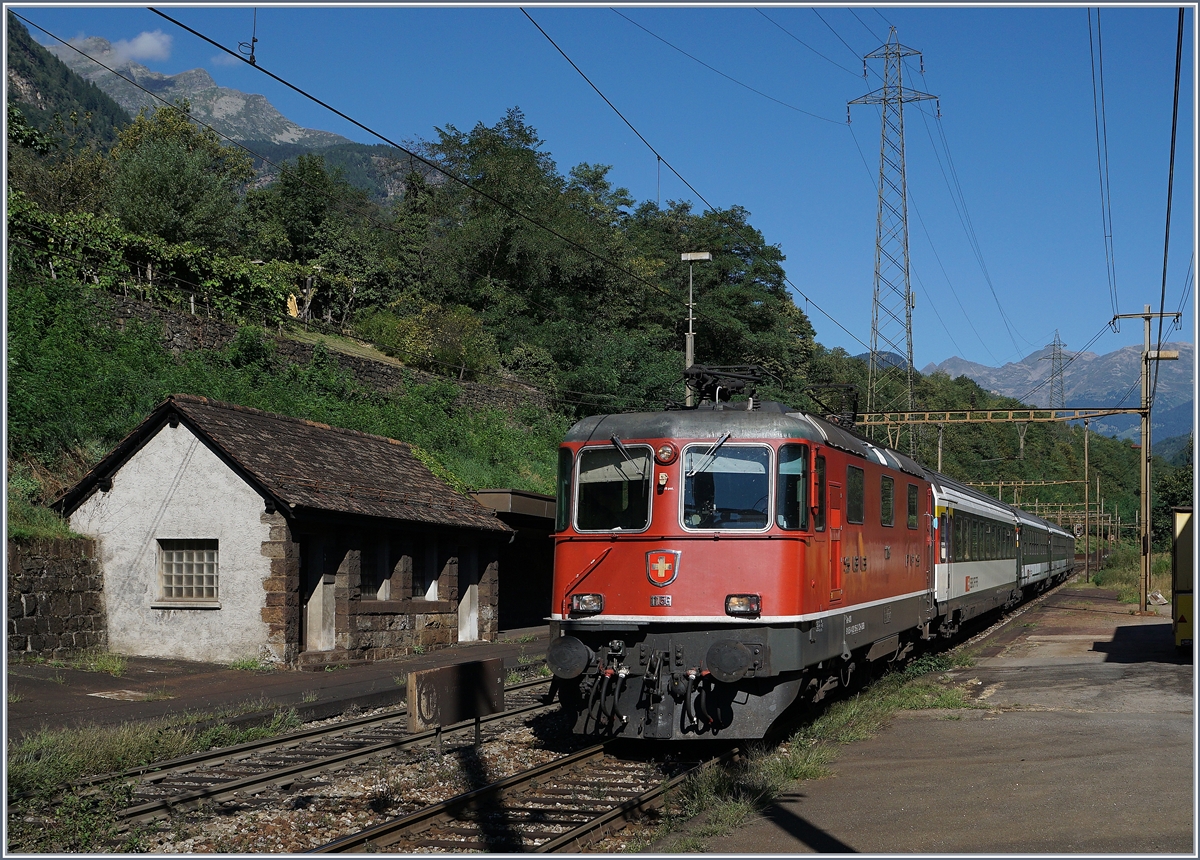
[1112,305,1180,611]
[849,28,937,454]
[1084,418,1090,582]
[681,252,711,407]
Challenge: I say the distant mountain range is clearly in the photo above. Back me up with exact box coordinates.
[922,341,1194,441]
[42,35,425,200]
[47,36,349,148]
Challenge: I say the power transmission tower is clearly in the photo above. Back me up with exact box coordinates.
[849,28,937,453]
[1039,330,1067,408]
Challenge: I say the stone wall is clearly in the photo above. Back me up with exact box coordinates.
[260,511,300,664]
[7,539,106,659]
[105,294,548,414]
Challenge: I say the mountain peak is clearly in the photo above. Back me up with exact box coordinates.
[47,36,348,148]
[922,341,1193,439]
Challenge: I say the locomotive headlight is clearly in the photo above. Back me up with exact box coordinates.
[571,593,604,614]
[725,594,761,617]
[654,443,678,465]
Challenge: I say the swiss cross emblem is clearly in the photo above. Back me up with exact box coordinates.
[646,550,681,587]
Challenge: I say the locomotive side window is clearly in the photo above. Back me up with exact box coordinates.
[776,444,809,530]
[814,456,827,531]
[907,484,919,529]
[683,445,771,530]
[880,476,895,527]
[575,446,651,532]
[845,466,864,525]
[555,447,573,532]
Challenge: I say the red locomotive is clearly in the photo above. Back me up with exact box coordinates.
[546,368,1075,740]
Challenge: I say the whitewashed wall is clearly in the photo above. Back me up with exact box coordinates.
[70,423,272,663]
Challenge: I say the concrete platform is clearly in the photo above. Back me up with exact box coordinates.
[696,583,1195,854]
[5,626,549,739]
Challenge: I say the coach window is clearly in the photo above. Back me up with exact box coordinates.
[880,476,895,527]
[814,455,827,531]
[575,445,652,532]
[555,447,573,532]
[907,484,919,529]
[846,466,864,525]
[776,444,809,530]
[683,445,771,530]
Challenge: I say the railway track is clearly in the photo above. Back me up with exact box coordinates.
[313,742,741,853]
[92,677,555,825]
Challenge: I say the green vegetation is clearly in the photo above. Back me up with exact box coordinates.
[646,653,977,852]
[1089,542,1173,604]
[227,656,273,672]
[7,707,300,852]
[69,650,127,677]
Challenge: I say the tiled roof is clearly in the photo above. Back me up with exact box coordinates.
[60,395,510,534]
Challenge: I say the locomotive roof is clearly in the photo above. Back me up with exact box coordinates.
[565,405,927,479]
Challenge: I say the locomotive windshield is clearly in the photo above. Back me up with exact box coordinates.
[683,445,770,530]
[575,446,652,531]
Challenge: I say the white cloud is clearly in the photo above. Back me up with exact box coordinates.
[111,30,172,62]
[210,52,241,67]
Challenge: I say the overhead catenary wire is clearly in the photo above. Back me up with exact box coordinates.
[16,13,615,358]
[143,7,739,340]
[1176,253,1194,318]
[1087,8,1120,323]
[13,13,673,349]
[1151,7,1185,409]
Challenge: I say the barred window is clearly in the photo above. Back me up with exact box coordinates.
[158,539,218,602]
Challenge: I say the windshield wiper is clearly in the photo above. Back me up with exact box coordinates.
[610,434,646,479]
[687,432,731,477]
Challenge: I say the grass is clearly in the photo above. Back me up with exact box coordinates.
[505,670,522,685]
[6,707,301,853]
[301,690,319,704]
[8,691,24,704]
[1088,543,1172,605]
[70,650,127,677]
[646,652,978,852]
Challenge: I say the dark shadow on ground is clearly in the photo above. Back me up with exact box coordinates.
[752,796,858,853]
[1094,622,1187,664]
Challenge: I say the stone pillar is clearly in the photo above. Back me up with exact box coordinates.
[259,512,300,664]
[392,534,414,599]
[335,539,360,652]
[479,542,500,642]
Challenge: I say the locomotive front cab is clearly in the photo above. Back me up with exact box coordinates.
[547,412,828,740]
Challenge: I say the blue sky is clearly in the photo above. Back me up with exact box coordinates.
[17,4,1197,372]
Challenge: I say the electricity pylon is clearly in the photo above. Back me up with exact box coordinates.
[849,28,937,452]
[1040,330,1067,408]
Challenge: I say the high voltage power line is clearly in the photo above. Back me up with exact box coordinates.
[611,9,841,124]
[519,8,873,354]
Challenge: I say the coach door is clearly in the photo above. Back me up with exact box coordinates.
[828,480,844,603]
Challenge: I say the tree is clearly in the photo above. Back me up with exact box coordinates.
[108,101,252,248]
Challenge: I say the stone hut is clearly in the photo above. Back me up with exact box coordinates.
[54,394,511,667]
